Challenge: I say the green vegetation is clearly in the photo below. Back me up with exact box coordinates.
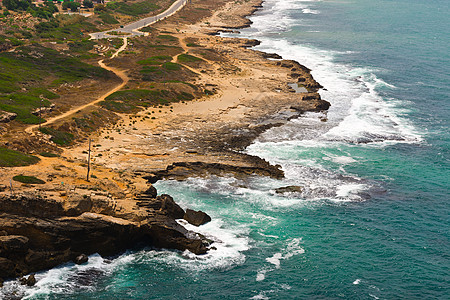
[62,1,81,12]
[35,14,98,40]
[162,62,181,71]
[2,0,57,19]
[140,26,156,33]
[137,55,172,65]
[101,89,194,113]
[39,152,59,157]
[13,175,45,184]
[0,147,40,167]
[98,12,119,24]
[107,0,160,16]
[157,35,178,42]
[39,127,75,146]
[186,43,202,47]
[177,54,203,63]
[0,44,113,123]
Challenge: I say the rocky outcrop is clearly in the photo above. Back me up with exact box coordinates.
[275,186,303,194]
[0,111,17,123]
[276,60,324,92]
[0,187,211,282]
[184,209,212,226]
[144,160,284,183]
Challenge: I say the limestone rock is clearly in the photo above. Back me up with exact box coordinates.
[184,209,212,226]
[275,186,303,194]
[0,235,29,253]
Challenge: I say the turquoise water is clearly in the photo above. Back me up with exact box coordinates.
[5,0,449,299]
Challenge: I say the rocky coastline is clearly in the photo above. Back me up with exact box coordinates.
[0,0,330,287]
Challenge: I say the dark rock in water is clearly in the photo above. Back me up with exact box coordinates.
[0,186,211,279]
[26,274,36,286]
[143,185,157,198]
[74,254,88,265]
[275,186,304,194]
[159,194,185,219]
[72,268,104,287]
[184,209,212,226]
[19,274,36,286]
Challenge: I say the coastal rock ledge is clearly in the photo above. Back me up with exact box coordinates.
[0,187,211,282]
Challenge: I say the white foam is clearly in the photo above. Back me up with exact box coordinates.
[302,8,319,14]
[335,183,367,200]
[251,293,270,300]
[256,269,268,281]
[266,252,283,268]
[258,238,305,281]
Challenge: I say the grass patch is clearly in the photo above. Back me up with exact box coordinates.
[35,15,98,40]
[13,175,46,184]
[0,44,113,123]
[107,0,159,16]
[98,12,119,24]
[39,152,59,157]
[137,55,172,65]
[157,35,177,42]
[101,89,194,113]
[177,54,203,63]
[162,62,181,71]
[0,147,40,167]
[186,43,202,47]
[39,127,75,146]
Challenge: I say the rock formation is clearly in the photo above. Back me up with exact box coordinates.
[0,186,212,283]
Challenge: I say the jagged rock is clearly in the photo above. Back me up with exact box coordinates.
[143,185,157,198]
[0,189,209,279]
[31,104,55,116]
[0,235,29,253]
[19,274,36,286]
[64,194,93,216]
[0,111,17,123]
[275,186,303,194]
[159,194,185,219]
[184,209,212,226]
[74,254,88,265]
[0,258,15,278]
[145,160,284,182]
[261,52,282,59]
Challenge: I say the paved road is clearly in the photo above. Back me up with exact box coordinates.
[90,0,189,39]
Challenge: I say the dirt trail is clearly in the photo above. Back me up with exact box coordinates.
[25,38,129,134]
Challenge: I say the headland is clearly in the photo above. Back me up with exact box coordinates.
[0,0,329,286]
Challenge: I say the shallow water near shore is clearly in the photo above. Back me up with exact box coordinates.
[7,0,449,298]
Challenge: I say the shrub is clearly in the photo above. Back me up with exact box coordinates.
[39,127,74,146]
[13,175,45,184]
[162,62,181,71]
[177,54,203,63]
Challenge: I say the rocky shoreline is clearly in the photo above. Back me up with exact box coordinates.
[0,0,329,287]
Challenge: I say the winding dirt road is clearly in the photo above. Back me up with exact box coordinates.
[26,38,129,134]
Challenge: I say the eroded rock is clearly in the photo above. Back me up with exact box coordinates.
[184,209,212,226]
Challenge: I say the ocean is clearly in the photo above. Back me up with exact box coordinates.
[4,0,449,298]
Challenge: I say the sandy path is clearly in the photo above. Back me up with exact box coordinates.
[25,38,129,134]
